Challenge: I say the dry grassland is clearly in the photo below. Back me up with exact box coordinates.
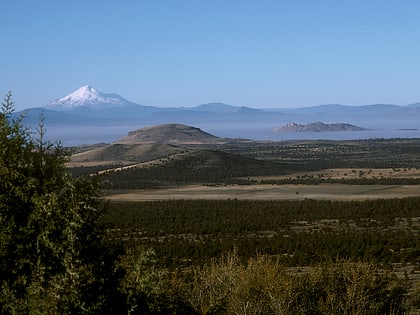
[104,183,420,201]
[246,167,420,181]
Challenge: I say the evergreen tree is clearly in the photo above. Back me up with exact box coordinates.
[0,93,124,313]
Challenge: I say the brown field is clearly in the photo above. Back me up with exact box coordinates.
[104,183,420,201]
[245,167,420,181]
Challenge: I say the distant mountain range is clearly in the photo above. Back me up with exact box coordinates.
[13,85,420,145]
[273,122,368,133]
[19,85,420,123]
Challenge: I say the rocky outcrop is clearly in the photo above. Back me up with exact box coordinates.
[273,122,368,132]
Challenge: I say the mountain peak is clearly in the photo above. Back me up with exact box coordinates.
[46,85,131,111]
[67,85,100,100]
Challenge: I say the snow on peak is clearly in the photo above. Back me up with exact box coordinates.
[46,85,131,110]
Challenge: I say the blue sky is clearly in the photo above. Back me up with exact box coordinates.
[2,1,420,110]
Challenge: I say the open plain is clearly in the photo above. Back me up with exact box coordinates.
[105,183,420,201]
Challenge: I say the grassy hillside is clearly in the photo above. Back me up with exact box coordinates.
[69,143,190,165]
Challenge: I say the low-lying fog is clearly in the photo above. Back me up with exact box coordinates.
[40,119,420,146]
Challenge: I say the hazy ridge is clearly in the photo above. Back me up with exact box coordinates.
[15,86,420,145]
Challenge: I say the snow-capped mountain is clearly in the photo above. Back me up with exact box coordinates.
[46,85,134,111]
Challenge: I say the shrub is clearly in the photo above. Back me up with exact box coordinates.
[181,252,409,314]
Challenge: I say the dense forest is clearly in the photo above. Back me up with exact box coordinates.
[99,198,420,313]
[102,199,420,268]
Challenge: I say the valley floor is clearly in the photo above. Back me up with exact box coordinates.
[104,183,420,201]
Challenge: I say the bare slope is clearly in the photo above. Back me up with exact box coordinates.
[69,143,188,166]
[117,123,224,144]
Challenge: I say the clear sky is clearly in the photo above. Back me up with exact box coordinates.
[2,1,420,110]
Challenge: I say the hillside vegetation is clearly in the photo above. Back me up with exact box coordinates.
[69,142,189,166]
[100,149,279,189]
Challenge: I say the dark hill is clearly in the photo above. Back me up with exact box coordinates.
[100,149,281,188]
[117,123,224,144]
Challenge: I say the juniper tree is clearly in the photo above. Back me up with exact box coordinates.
[0,92,124,313]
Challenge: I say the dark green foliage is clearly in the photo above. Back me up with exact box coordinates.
[102,198,419,312]
[0,93,124,313]
[199,139,420,169]
[103,199,420,268]
[118,248,198,314]
[99,150,281,189]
